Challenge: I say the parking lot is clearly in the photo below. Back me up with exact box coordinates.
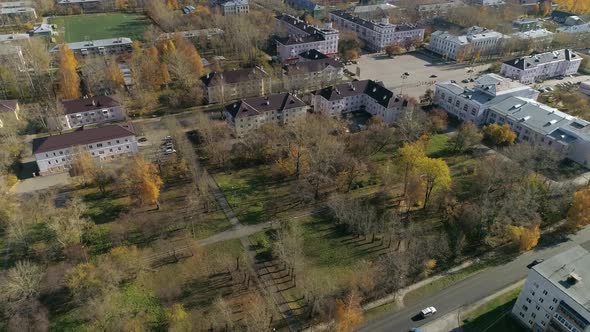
[345,51,490,98]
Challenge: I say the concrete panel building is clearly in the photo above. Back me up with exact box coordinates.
[224,93,307,137]
[329,11,424,52]
[32,123,138,175]
[48,95,125,131]
[209,0,249,15]
[500,49,582,84]
[280,56,344,93]
[313,79,405,124]
[275,14,339,62]
[512,244,590,331]
[200,67,270,104]
[51,37,133,56]
[428,26,505,60]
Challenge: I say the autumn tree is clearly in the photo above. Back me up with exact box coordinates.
[398,139,427,197]
[127,156,163,208]
[430,108,448,132]
[507,223,541,252]
[417,157,451,209]
[70,148,97,186]
[47,197,88,248]
[1,260,44,304]
[335,291,363,332]
[483,123,517,146]
[567,188,590,229]
[57,45,81,99]
[385,44,405,57]
[449,122,482,152]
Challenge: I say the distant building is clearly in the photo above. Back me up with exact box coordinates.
[313,79,405,124]
[32,123,138,175]
[50,37,133,56]
[352,3,397,20]
[285,0,324,17]
[0,6,36,26]
[209,0,249,15]
[487,97,590,166]
[511,29,553,45]
[471,0,504,6]
[280,55,344,93]
[428,26,506,60]
[329,11,424,52]
[512,244,590,331]
[416,0,463,17]
[0,99,20,128]
[500,49,582,84]
[224,93,308,137]
[47,95,125,131]
[557,23,590,34]
[56,0,103,11]
[157,28,224,41]
[551,9,576,24]
[512,18,539,32]
[28,23,56,36]
[434,73,539,125]
[200,67,270,104]
[275,14,339,62]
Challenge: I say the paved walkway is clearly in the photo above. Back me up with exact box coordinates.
[197,222,275,246]
[205,171,301,331]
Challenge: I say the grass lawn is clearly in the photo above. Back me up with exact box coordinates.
[426,133,450,157]
[462,286,525,332]
[214,166,300,225]
[50,13,150,42]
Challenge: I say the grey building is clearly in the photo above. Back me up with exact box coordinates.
[500,49,582,84]
[428,26,506,60]
[209,0,249,15]
[200,67,271,104]
[51,37,133,56]
[275,14,339,62]
[48,95,126,131]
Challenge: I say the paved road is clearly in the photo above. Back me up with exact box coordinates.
[359,226,590,332]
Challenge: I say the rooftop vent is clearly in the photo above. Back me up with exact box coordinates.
[512,103,523,109]
[547,119,558,126]
[520,116,530,122]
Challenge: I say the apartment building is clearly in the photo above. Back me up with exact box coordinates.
[0,6,36,26]
[471,0,505,5]
[434,73,539,125]
[512,244,590,331]
[511,29,553,46]
[275,14,339,62]
[32,123,138,175]
[200,67,270,104]
[487,97,590,166]
[158,28,224,41]
[209,0,249,15]
[428,26,505,60]
[500,49,582,84]
[50,38,133,56]
[48,95,125,131]
[416,0,463,17]
[312,79,405,124]
[352,3,397,20]
[329,11,424,52]
[285,0,324,17]
[224,93,307,137]
[280,56,344,93]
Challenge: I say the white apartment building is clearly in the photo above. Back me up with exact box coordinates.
[50,38,133,56]
[428,26,505,60]
[281,56,344,93]
[32,123,138,175]
[512,244,590,332]
[200,67,270,104]
[511,29,553,45]
[224,93,307,137]
[48,95,125,131]
[275,14,339,62]
[486,97,590,166]
[500,49,582,84]
[434,73,539,125]
[313,79,405,124]
[209,0,249,15]
[329,11,424,52]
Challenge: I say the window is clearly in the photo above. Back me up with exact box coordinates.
[539,298,544,303]
[97,143,103,147]
[549,306,554,311]
[522,305,528,311]
[532,313,536,318]
[543,291,548,296]
[526,298,532,303]
[531,291,535,296]
[455,100,460,107]
[553,298,558,304]
[535,305,540,310]
[116,140,120,144]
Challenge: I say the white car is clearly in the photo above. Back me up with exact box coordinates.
[420,306,437,318]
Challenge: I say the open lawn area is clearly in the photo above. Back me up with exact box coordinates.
[50,13,150,42]
[462,286,525,332]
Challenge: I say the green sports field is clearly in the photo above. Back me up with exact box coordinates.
[50,13,150,43]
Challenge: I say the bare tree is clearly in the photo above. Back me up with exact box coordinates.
[1,260,44,304]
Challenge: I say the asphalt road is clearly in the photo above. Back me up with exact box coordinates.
[359,226,590,332]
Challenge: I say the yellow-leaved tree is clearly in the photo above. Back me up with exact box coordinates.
[335,291,363,332]
[567,188,590,229]
[417,156,452,209]
[173,34,204,76]
[128,156,163,208]
[507,224,541,252]
[483,123,517,146]
[57,45,81,99]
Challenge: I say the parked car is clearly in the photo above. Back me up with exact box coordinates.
[420,306,437,318]
[462,79,469,83]
[546,86,554,91]
[527,259,544,269]
[138,137,148,143]
[430,74,438,78]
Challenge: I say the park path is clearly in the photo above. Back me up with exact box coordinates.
[204,171,302,331]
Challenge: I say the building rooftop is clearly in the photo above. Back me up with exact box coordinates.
[61,95,120,115]
[57,0,101,4]
[276,13,337,37]
[315,79,403,108]
[298,49,328,60]
[330,10,394,30]
[50,37,132,51]
[353,3,396,14]
[512,29,553,40]
[219,0,248,7]
[284,57,342,75]
[157,28,224,41]
[0,6,35,14]
[489,96,590,140]
[533,242,590,312]
[0,1,32,8]
[29,23,54,34]
[32,123,136,154]
[503,49,579,70]
[200,67,268,86]
[225,93,306,119]
[558,23,590,33]
[0,100,18,113]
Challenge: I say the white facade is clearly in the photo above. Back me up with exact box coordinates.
[434,73,539,125]
[50,38,133,56]
[512,245,590,332]
[275,14,339,62]
[313,80,404,124]
[215,0,249,15]
[49,99,125,131]
[500,49,582,84]
[33,125,138,175]
[329,11,424,52]
[428,26,505,60]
